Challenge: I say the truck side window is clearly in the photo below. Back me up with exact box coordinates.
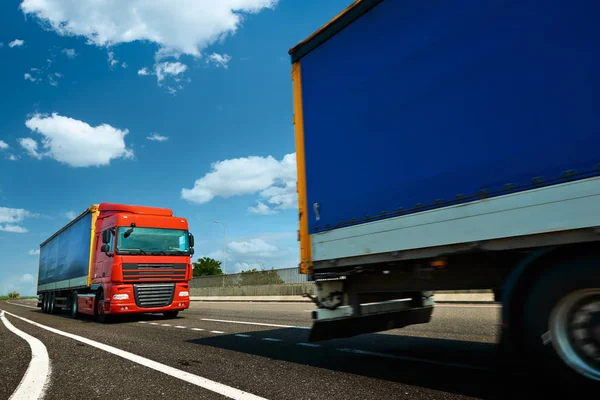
[102,229,115,252]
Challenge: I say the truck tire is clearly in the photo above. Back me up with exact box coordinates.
[163,311,179,319]
[95,291,109,323]
[523,259,600,387]
[42,293,48,313]
[48,292,56,314]
[71,292,79,319]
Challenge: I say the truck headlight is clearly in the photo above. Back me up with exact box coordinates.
[112,294,129,300]
[178,291,189,297]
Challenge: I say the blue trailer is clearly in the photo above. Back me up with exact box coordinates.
[290,0,600,386]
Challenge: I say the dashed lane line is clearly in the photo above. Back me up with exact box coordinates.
[6,302,38,309]
[210,331,226,334]
[261,338,282,342]
[201,318,310,330]
[336,348,492,372]
[296,343,320,348]
[0,310,51,400]
[0,310,268,400]
[235,334,251,338]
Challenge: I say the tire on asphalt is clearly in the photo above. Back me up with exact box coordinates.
[71,291,79,319]
[523,259,600,389]
[48,292,56,314]
[163,311,179,319]
[95,290,108,323]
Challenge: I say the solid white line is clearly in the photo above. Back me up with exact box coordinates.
[210,331,225,334]
[201,318,310,330]
[261,338,282,342]
[1,310,268,400]
[6,302,38,309]
[0,310,51,400]
[336,348,491,372]
[296,343,320,348]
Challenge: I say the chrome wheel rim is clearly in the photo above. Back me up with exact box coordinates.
[550,289,600,381]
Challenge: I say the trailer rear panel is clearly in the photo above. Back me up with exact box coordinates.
[293,0,600,236]
[38,208,96,291]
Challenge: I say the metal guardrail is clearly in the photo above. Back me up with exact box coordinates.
[190,267,308,288]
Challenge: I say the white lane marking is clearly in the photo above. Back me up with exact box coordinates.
[261,338,282,342]
[138,321,147,324]
[210,331,225,334]
[6,302,38,309]
[435,304,500,308]
[296,343,320,348]
[337,348,491,372]
[201,318,310,330]
[174,326,187,329]
[149,323,159,325]
[235,334,251,338]
[1,310,268,400]
[0,310,51,400]
[160,324,172,327]
[191,328,204,331]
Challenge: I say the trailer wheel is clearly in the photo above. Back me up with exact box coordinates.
[70,292,79,319]
[95,291,108,323]
[41,293,48,313]
[163,311,179,319]
[48,292,56,314]
[523,260,600,387]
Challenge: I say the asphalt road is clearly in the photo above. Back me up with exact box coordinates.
[0,299,550,400]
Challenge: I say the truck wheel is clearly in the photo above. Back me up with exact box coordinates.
[42,293,48,313]
[523,260,600,387]
[71,292,79,319]
[48,292,56,314]
[163,311,179,319]
[95,291,110,323]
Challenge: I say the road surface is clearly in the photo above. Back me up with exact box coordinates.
[0,299,545,399]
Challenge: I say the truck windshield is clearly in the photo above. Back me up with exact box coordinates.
[116,227,190,255]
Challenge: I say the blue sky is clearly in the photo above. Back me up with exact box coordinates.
[0,0,352,295]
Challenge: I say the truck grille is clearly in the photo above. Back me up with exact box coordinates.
[122,263,187,282]
[133,283,175,308]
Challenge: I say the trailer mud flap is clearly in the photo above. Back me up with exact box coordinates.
[308,306,433,342]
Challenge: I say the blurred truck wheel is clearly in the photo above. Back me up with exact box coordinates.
[48,292,56,314]
[524,259,600,387]
[70,291,79,319]
[41,293,48,313]
[95,291,108,323]
[163,311,179,319]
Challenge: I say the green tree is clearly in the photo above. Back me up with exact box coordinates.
[192,257,224,277]
[8,291,20,299]
[239,267,284,285]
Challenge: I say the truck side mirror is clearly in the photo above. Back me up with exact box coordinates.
[102,230,111,244]
[190,248,195,255]
[101,244,110,253]
[189,233,194,248]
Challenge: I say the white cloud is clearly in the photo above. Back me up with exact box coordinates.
[28,249,40,256]
[9,39,24,48]
[248,201,276,215]
[147,133,168,142]
[0,140,8,150]
[7,155,18,161]
[24,73,37,82]
[23,113,133,167]
[0,206,33,233]
[20,0,277,58]
[155,62,187,82]
[228,238,279,258]
[182,152,297,214]
[65,211,77,220]
[48,74,58,86]
[62,48,77,59]
[18,138,42,159]
[107,51,119,67]
[207,53,232,69]
[121,62,127,69]
[205,250,231,262]
[20,273,35,283]
[54,72,62,78]
[138,68,150,76]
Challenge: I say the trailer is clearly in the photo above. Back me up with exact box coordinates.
[290,0,600,386]
[37,203,194,321]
